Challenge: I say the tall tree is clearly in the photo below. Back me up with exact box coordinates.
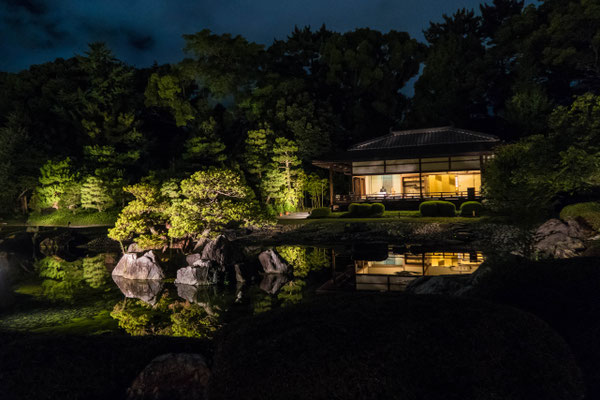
[411,9,487,127]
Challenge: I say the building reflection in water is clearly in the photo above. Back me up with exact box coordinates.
[354,250,484,291]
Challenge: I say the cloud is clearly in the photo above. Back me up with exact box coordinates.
[1,0,540,73]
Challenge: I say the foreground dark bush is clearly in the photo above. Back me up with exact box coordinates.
[471,257,600,399]
[343,203,385,218]
[419,200,456,217]
[0,333,211,400]
[308,207,331,218]
[460,201,483,217]
[210,293,582,400]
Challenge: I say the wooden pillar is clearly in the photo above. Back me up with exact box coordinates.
[418,158,423,200]
[329,164,334,207]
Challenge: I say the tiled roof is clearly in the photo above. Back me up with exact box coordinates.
[348,126,500,151]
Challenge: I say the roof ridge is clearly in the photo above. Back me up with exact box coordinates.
[348,126,499,151]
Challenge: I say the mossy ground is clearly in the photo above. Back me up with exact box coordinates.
[27,209,118,227]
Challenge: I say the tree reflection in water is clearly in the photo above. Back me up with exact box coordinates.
[110,291,220,338]
[253,246,330,312]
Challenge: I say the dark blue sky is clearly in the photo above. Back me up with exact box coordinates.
[0,0,538,73]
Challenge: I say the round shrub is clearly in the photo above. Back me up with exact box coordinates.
[308,207,331,219]
[460,201,483,217]
[370,202,385,217]
[210,294,583,400]
[419,200,456,217]
[559,202,600,231]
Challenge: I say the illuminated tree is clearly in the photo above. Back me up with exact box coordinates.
[168,168,263,240]
[304,173,329,208]
[262,138,305,212]
[243,125,272,180]
[32,158,79,210]
[81,176,115,212]
[108,182,172,250]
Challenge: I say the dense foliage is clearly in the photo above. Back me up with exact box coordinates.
[1,0,600,223]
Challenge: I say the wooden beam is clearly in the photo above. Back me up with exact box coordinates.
[418,158,423,200]
[329,165,334,207]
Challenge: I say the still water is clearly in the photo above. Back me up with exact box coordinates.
[0,229,484,338]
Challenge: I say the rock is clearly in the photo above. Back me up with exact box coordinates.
[193,236,210,254]
[112,251,165,280]
[175,261,220,286]
[201,235,245,267]
[259,273,289,294]
[127,353,211,400]
[127,242,144,253]
[186,253,204,267]
[113,275,164,305]
[533,219,588,258]
[258,249,290,274]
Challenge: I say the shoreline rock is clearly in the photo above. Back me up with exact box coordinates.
[112,250,165,280]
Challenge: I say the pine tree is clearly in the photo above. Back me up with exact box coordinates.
[81,176,115,212]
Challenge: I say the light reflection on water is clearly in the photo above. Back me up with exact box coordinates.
[2,242,484,336]
[354,250,484,291]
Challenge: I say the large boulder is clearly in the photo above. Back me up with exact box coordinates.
[175,260,220,286]
[258,249,290,274]
[127,353,211,400]
[201,235,244,267]
[112,275,164,305]
[533,218,589,258]
[112,251,164,280]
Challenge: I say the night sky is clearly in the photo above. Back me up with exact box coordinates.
[1,0,538,73]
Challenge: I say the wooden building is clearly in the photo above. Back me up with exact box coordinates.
[313,126,500,207]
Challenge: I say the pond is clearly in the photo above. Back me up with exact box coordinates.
[0,228,484,338]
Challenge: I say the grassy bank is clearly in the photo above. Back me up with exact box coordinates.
[278,210,485,225]
[27,209,118,227]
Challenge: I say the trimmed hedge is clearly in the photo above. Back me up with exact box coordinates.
[344,203,385,218]
[460,201,483,217]
[308,207,331,219]
[370,203,385,217]
[559,202,600,231]
[419,200,456,217]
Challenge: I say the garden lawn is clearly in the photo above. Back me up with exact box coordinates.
[27,209,119,227]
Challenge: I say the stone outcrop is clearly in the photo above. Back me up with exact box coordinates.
[533,218,590,258]
[258,249,290,274]
[201,235,245,267]
[127,353,211,400]
[112,250,165,280]
[175,260,220,286]
[112,275,164,305]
